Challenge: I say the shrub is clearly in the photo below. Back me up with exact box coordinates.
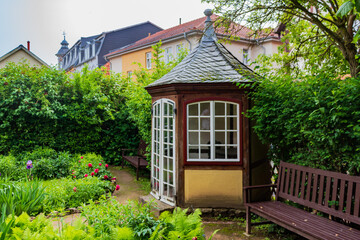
[70,153,112,181]
[248,72,360,174]
[42,177,114,213]
[0,155,24,181]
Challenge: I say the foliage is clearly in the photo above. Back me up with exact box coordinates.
[70,153,112,181]
[123,42,187,151]
[204,0,360,77]
[248,71,360,174]
[150,208,206,240]
[0,155,24,181]
[0,62,138,163]
[42,177,113,213]
[19,148,72,180]
[0,181,46,217]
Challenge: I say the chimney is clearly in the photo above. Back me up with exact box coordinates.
[27,41,30,51]
[179,18,182,25]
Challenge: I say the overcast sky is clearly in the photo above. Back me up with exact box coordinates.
[0,0,213,66]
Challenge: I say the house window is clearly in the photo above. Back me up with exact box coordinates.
[127,71,133,78]
[243,49,249,65]
[176,44,183,57]
[165,47,173,63]
[186,101,240,162]
[146,52,152,69]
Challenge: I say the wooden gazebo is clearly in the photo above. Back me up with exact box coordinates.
[145,9,270,208]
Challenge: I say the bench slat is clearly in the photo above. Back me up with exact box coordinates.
[294,168,301,197]
[324,176,331,208]
[300,170,307,199]
[339,179,346,212]
[331,177,338,210]
[346,181,353,215]
[285,167,291,195]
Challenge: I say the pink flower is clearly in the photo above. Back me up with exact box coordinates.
[73,175,76,178]
[95,168,99,173]
[84,174,88,177]
[105,164,109,168]
[73,187,77,192]
[88,163,93,168]
[99,163,102,166]
[104,175,108,180]
[112,177,116,181]
[81,156,84,159]
[78,160,81,163]
[115,185,120,191]
[91,172,94,176]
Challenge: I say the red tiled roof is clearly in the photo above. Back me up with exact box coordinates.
[105,15,259,58]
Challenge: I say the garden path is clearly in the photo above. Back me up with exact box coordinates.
[52,166,269,239]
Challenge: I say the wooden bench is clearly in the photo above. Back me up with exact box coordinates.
[121,140,148,180]
[245,161,360,240]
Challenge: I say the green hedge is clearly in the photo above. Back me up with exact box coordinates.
[0,62,138,163]
[248,72,360,175]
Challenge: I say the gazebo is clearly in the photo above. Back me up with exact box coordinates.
[145,9,270,208]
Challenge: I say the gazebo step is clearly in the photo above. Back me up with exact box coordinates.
[139,194,174,217]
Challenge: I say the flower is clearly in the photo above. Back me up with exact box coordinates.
[192,237,198,240]
[81,156,84,159]
[73,187,77,192]
[99,163,102,166]
[78,160,81,163]
[95,168,99,173]
[115,185,120,191]
[26,160,33,169]
[73,175,76,178]
[91,172,94,176]
[112,177,116,181]
[105,164,109,168]
[88,163,93,168]
[104,175,108,180]
[84,174,88,177]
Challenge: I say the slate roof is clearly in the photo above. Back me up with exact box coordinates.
[146,11,258,88]
[105,15,262,58]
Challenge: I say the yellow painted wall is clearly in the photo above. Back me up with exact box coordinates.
[0,50,43,68]
[121,47,153,74]
[185,169,243,207]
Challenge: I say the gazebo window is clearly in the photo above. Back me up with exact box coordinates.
[187,101,240,162]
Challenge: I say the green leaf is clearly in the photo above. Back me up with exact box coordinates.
[356,0,360,12]
[336,1,355,17]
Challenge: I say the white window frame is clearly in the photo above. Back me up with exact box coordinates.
[187,100,240,162]
[146,52,152,69]
[243,49,250,65]
[165,47,173,63]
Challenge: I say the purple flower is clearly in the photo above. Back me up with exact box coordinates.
[26,160,33,169]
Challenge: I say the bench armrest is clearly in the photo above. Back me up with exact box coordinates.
[244,184,277,204]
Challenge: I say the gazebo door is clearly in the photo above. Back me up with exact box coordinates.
[151,99,176,206]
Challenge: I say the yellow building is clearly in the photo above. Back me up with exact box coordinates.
[104,15,282,77]
[0,43,49,68]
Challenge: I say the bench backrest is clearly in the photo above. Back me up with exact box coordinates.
[277,161,360,225]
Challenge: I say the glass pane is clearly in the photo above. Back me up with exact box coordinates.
[164,131,168,143]
[163,171,168,183]
[157,117,160,129]
[169,131,173,143]
[163,183,168,195]
[189,132,199,144]
[215,146,225,159]
[163,144,168,155]
[169,118,173,129]
[215,102,225,115]
[169,173,173,184]
[227,132,237,144]
[200,102,210,116]
[189,118,198,130]
[169,158,173,171]
[164,104,168,116]
[164,118,168,129]
[227,117,237,130]
[169,105,173,115]
[200,118,210,130]
[189,146,199,159]
[169,147,173,157]
[188,104,198,116]
[215,131,225,144]
[200,132,210,144]
[227,103,237,116]
[227,146,238,159]
[169,186,174,197]
[164,157,168,169]
[215,117,225,130]
[201,147,211,159]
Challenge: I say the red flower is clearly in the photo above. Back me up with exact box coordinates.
[104,175,108,180]
[78,160,81,163]
[88,163,93,168]
[73,187,77,192]
[95,168,99,173]
[105,164,109,168]
[84,174,88,177]
[91,172,94,176]
[73,176,76,178]
[115,185,120,191]
[99,163,102,166]
[192,237,198,240]
[81,156,84,159]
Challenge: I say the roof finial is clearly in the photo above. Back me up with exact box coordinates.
[201,9,217,43]
[63,31,66,40]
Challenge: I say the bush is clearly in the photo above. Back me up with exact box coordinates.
[0,62,138,164]
[248,72,360,174]
[0,155,24,181]
[42,177,114,213]
[70,153,112,180]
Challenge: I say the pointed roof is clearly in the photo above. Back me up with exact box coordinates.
[56,35,69,57]
[146,10,258,88]
[0,45,49,67]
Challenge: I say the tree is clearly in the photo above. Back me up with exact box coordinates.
[204,0,360,77]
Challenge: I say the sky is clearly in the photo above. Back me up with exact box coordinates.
[0,0,213,66]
